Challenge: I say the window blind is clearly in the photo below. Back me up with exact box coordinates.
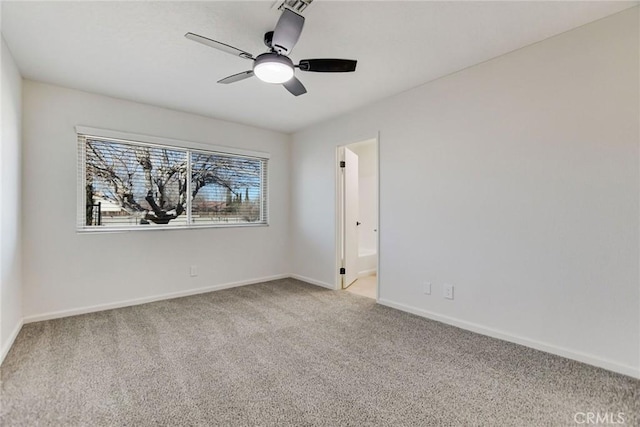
[77,132,268,231]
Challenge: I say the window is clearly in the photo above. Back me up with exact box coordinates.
[77,128,268,231]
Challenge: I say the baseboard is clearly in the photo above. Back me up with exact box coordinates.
[0,318,24,365]
[23,274,290,324]
[289,274,336,290]
[358,269,376,278]
[23,273,334,325]
[378,298,640,380]
[18,276,636,378]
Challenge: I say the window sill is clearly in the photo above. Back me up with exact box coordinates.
[77,222,269,234]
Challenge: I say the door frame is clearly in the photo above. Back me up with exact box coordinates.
[335,133,380,300]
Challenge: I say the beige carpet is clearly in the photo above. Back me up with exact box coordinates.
[1,278,638,426]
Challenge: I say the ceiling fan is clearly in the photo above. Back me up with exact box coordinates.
[185,8,357,96]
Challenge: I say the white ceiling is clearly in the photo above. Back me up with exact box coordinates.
[1,1,636,133]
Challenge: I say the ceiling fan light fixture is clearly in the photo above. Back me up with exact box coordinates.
[253,53,294,84]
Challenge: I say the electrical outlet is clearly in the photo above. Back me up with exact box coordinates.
[444,284,454,300]
[190,265,198,277]
[423,282,431,295]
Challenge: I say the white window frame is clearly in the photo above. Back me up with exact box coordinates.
[76,126,270,232]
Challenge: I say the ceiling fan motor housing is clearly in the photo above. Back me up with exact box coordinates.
[264,31,274,48]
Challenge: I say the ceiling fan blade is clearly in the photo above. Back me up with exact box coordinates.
[217,70,254,84]
[185,32,254,60]
[283,76,307,96]
[271,9,305,55]
[298,59,357,73]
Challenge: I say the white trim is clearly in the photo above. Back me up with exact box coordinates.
[375,131,380,303]
[77,223,269,234]
[75,126,270,159]
[0,319,23,365]
[378,298,640,380]
[23,274,289,324]
[335,146,344,291]
[289,274,335,290]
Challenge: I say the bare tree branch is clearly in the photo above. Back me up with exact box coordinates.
[86,140,261,225]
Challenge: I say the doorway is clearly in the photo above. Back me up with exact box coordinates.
[337,137,379,300]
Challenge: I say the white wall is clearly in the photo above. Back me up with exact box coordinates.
[291,8,640,377]
[22,81,291,320]
[1,36,23,361]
